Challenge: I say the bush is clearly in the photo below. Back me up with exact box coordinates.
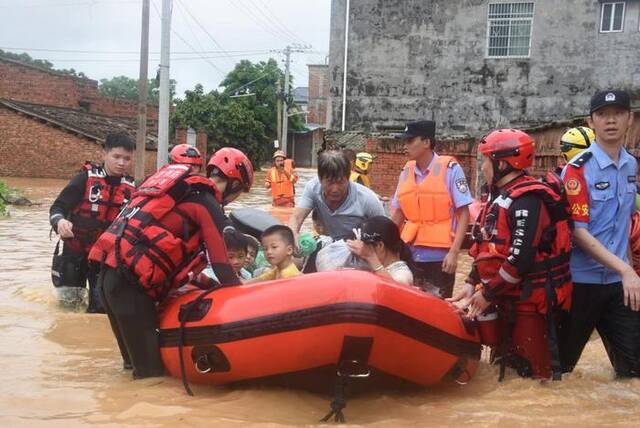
[0,180,8,216]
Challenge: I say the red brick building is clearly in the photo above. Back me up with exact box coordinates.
[0,57,159,178]
[307,64,329,128]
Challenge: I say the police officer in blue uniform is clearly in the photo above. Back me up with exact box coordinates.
[561,89,640,377]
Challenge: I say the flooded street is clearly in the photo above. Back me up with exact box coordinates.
[1,171,639,427]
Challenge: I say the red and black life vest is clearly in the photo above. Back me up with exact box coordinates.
[67,162,135,254]
[470,173,573,313]
[88,164,221,301]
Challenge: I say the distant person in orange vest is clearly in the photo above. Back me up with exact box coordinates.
[391,120,471,298]
[265,150,298,208]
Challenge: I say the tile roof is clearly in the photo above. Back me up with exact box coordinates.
[0,98,157,149]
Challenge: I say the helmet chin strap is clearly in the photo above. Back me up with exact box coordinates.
[491,160,510,184]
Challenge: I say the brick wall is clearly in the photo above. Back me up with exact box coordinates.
[0,58,158,121]
[366,137,478,198]
[175,127,208,161]
[307,64,329,127]
[0,107,157,178]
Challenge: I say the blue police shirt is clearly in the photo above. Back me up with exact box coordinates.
[391,153,473,262]
[562,142,637,284]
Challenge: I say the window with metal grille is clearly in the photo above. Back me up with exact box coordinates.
[487,2,535,58]
[600,2,625,32]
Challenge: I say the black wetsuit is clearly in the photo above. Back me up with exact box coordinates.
[50,171,128,312]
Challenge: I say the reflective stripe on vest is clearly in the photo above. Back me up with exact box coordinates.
[68,163,135,253]
[470,175,573,313]
[396,156,454,248]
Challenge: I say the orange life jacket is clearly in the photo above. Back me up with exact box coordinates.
[88,164,219,301]
[268,167,295,200]
[396,156,455,248]
[469,173,573,314]
[67,162,135,254]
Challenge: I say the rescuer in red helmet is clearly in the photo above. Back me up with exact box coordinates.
[170,143,203,173]
[449,129,573,381]
[89,147,254,379]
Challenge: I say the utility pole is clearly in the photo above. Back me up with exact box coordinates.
[270,44,310,156]
[134,0,150,182]
[157,0,172,169]
[276,77,282,147]
[281,45,291,157]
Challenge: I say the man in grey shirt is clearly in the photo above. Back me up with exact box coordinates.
[288,150,385,240]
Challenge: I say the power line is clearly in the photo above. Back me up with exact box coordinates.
[225,0,293,43]
[251,0,308,45]
[175,0,237,66]
[32,53,272,63]
[0,0,138,9]
[149,0,226,77]
[173,0,211,61]
[0,46,272,55]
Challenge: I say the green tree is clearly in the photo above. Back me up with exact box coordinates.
[98,75,177,104]
[172,84,268,168]
[172,58,306,168]
[220,58,305,137]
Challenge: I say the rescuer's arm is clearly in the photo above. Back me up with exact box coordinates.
[288,207,312,235]
[49,171,87,238]
[183,194,240,286]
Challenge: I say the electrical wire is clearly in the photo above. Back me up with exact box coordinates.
[149,0,226,77]
[0,46,275,55]
[224,0,293,43]
[175,0,237,66]
[246,0,308,45]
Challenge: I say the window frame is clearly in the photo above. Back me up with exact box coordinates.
[599,1,626,33]
[485,2,536,59]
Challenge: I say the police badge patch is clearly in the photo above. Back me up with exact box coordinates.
[565,178,581,196]
[595,181,610,190]
[455,178,469,193]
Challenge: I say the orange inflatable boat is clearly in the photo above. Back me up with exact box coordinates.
[158,270,481,392]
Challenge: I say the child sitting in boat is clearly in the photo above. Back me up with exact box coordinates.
[243,234,260,277]
[250,225,301,282]
[346,215,414,286]
[224,230,252,281]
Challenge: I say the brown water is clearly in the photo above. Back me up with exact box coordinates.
[1,173,639,427]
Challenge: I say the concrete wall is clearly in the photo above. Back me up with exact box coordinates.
[329,0,640,135]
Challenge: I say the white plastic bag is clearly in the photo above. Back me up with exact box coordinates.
[315,239,370,272]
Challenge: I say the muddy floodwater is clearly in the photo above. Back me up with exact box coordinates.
[1,171,639,427]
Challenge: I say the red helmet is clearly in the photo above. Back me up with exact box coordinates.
[170,144,203,167]
[479,129,535,170]
[206,147,254,192]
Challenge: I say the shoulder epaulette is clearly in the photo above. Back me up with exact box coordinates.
[569,151,592,168]
[447,159,458,169]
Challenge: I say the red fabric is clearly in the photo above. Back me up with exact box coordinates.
[563,164,590,223]
[89,164,233,300]
[67,162,134,254]
[471,175,573,313]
